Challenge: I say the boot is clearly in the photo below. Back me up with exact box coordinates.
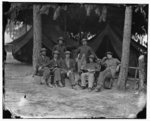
[40,78,45,85]
[71,84,76,89]
[88,87,93,92]
[58,81,63,87]
[54,81,58,87]
[95,87,102,92]
[47,83,53,88]
[81,86,86,89]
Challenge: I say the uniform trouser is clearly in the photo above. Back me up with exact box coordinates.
[81,72,95,88]
[37,67,51,84]
[77,59,86,72]
[74,73,80,85]
[53,68,61,83]
[96,68,115,89]
[62,71,75,86]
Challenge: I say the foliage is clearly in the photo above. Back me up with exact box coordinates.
[6,3,148,39]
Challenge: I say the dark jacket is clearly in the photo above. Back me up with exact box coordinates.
[76,45,96,59]
[37,55,50,67]
[48,58,62,68]
[52,44,66,59]
[61,58,76,72]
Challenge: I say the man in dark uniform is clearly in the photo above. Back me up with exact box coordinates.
[48,50,63,87]
[61,51,76,88]
[34,48,51,85]
[81,54,100,92]
[52,37,66,59]
[95,51,121,92]
[75,38,97,72]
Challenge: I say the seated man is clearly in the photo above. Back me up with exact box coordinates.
[61,51,76,89]
[95,51,121,92]
[34,48,50,85]
[48,50,63,87]
[81,54,100,92]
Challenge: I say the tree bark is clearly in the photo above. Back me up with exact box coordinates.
[138,54,145,91]
[33,5,42,72]
[117,6,132,90]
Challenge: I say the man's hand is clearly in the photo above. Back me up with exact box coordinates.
[67,70,72,77]
[102,57,107,61]
[38,66,43,71]
[116,65,120,72]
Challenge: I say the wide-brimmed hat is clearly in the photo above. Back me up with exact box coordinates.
[53,50,59,54]
[58,36,64,42]
[81,38,87,42]
[89,54,95,59]
[65,51,71,54]
[106,51,113,55]
[40,48,46,52]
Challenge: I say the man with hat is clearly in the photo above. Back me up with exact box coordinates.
[48,50,63,87]
[75,38,97,72]
[95,51,121,92]
[61,50,76,88]
[34,48,51,85]
[52,36,66,59]
[81,54,100,92]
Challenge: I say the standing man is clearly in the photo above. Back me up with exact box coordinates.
[61,51,76,89]
[52,36,66,59]
[81,54,100,92]
[75,38,97,72]
[95,51,121,92]
[48,50,63,87]
[34,48,51,85]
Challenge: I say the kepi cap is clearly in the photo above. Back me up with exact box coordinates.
[40,48,46,52]
[65,51,71,54]
[53,50,59,54]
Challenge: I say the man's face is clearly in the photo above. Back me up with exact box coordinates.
[41,51,46,56]
[58,40,63,45]
[54,53,58,58]
[82,41,87,45]
[65,54,70,58]
[107,54,112,59]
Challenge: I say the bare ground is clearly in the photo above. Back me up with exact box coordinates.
[4,53,142,118]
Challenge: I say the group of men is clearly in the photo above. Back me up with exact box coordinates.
[34,36,121,92]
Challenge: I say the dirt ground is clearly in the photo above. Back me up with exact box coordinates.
[4,53,143,118]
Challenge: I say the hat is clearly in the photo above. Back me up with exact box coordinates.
[106,51,113,55]
[65,51,71,54]
[40,48,46,52]
[82,38,87,42]
[58,36,64,41]
[53,50,59,54]
[89,54,95,59]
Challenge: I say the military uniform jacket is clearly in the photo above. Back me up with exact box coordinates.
[83,62,100,72]
[37,55,50,67]
[76,45,96,59]
[52,44,66,58]
[102,57,121,77]
[61,59,76,72]
[48,58,62,68]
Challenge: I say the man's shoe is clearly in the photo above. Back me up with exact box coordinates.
[95,88,101,92]
[88,88,93,92]
[58,81,63,87]
[81,86,86,89]
[47,83,53,88]
[54,83,58,87]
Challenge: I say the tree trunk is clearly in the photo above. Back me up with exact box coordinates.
[117,6,132,90]
[33,5,42,72]
[138,54,145,91]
